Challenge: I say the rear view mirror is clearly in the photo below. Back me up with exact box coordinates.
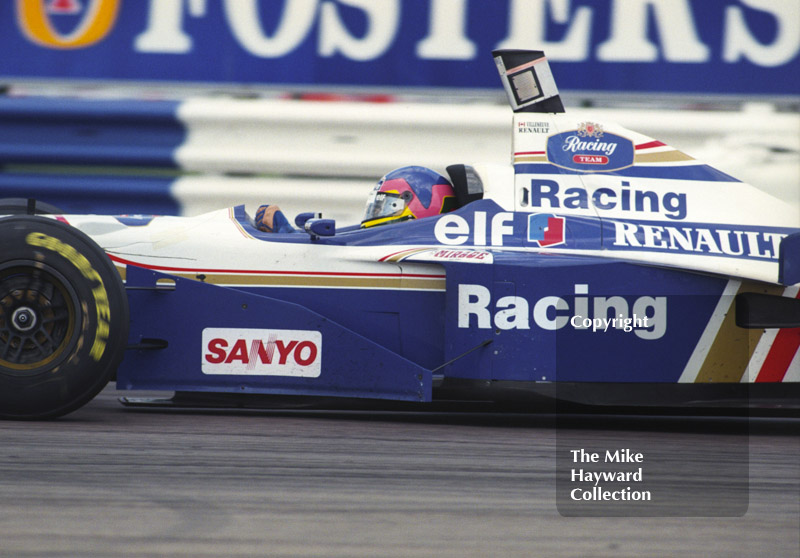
[305,218,336,238]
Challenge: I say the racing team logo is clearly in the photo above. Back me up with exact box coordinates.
[527,213,565,247]
[546,123,634,173]
[202,328,321,377]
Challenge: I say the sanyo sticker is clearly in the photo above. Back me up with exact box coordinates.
[202,328,321,377]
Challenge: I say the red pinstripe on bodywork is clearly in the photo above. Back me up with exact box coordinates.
[755,289,800,382]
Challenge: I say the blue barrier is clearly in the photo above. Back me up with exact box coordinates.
[0,172,179,215]
[0,97,185,214]
[0,97,185,167]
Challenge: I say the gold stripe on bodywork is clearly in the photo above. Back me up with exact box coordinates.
[514,151,692,165]
[200,273,445,290]
[514,155,548,163]
[633,150,694,163]
[384,248,431,262]
[115,265,445,291]
[694,282,785,383]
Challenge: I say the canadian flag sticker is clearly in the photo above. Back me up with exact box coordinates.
[202,328,322,377]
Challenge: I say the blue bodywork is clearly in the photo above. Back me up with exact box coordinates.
[114,199,751,403]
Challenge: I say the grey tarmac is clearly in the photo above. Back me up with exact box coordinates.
[0,386,797,558]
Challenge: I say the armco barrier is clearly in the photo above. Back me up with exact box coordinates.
[174,98,510,178]
[0,96,797,223]
[0,96,187,216]
[0,97,185,167]
[0,172,179,216]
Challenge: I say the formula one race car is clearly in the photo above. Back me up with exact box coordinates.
[1,50,799,419]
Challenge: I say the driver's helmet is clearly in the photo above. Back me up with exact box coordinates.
[361,166,456,228]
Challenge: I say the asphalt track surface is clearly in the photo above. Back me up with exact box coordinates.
[1,386,798,558]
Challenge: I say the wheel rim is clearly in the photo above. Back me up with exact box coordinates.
[0,262,80,373]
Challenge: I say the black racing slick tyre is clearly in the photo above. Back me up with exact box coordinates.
[0,216,129,419]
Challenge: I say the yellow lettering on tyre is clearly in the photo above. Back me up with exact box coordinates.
[16,0,120,49]
[26,232,111,361]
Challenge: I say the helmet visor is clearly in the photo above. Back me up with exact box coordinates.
[362,190,410,224]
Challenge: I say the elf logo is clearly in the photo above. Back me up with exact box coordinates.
[202,327,321,377]
[527,214,565,247]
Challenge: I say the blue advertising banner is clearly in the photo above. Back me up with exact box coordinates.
[0,0,797,97]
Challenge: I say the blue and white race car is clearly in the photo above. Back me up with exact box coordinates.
[1,50,798,419]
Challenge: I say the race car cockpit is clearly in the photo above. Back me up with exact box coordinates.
[254,164,485,235]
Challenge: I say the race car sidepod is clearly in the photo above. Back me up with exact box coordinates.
[117,265,432,402]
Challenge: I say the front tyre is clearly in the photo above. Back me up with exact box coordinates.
[0,216,129,419]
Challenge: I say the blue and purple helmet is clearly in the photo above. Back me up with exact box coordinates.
[361,166,456,228]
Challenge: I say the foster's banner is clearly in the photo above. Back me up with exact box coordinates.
[1,0,798,96]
